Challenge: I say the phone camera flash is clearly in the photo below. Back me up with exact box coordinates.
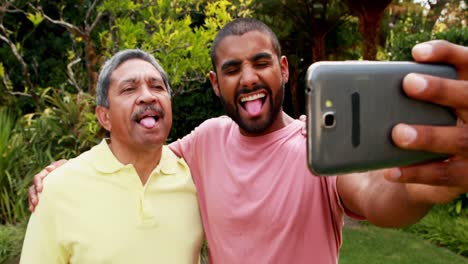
[325,100,333,108]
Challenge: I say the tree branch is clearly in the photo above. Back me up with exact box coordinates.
[32,5,85,37]
[86,0,105,33]
[85,0,100,23]
[66,57,83,93]
[0,25,35,98]
[88,11,104,33]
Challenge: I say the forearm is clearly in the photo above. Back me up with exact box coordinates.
[338,171,436,228]
[360,177,433,227]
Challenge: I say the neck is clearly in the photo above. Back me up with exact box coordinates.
[106,138,163,185]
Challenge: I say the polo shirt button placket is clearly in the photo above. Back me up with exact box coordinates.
[138,191,157,227]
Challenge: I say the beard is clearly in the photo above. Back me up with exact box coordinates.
[219,82,285,135]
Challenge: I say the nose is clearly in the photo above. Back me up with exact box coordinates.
[137,86,157,105]
[239,65,259,88]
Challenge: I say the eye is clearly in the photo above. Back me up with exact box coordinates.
[224,67,239,75]
[122,87,135,93]
[151,85,166,91]
[255,60,270,68]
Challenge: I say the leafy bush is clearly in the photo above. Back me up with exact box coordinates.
[405,204,468,257]
[170,81,224,141]
[0,89,100,225]
[0,223,25,264]
[0,108,15,184]
[387,19,468,61]
[0,109,23,226]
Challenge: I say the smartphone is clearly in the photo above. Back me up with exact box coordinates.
[306,61,457,175]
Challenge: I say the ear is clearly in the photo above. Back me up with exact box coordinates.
[280,56,289,83]
[96,106,111,132]
[209,71,220,97]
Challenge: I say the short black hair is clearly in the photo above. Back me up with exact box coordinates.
[210,18,281,72]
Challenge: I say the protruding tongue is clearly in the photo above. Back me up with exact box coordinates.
[244,99,263,116]
[140,117,156,128]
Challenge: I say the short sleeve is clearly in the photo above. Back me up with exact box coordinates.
[20,186,68,263]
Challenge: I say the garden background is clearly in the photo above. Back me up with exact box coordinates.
[0,0,467,263]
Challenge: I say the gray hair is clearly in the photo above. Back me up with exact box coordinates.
[96,49,171,107]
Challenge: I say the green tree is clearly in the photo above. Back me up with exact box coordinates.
[344,0,393,60]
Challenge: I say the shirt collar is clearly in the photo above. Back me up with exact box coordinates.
[92,139,179,176]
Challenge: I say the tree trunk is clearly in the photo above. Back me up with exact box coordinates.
[84,34,98,95]
[312,34,327,61]
[359,13,384,60]
[344,0,392,60]
[288,66,300,118]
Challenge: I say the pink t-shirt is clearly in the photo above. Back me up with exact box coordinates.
[170,116,345,264]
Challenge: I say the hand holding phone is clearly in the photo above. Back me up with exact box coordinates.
[306,61,457,175]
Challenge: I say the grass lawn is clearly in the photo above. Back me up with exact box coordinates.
[340,220,468,264]
[2,218,468,263]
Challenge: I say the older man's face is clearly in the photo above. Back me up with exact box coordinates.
[98,58,172,151]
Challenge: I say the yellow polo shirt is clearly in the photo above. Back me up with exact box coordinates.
[20,140,203,264]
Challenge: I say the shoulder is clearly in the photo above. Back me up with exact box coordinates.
[197,115,233,131]
[163,146,190,170]
[184,115,234,140]
[41,148,96,195]
[163,145,187,165]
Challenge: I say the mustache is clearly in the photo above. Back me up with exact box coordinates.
[131,105,165,121]
[236,83,269,100]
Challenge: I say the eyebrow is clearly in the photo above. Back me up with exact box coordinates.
[251,52,272,61]
[119,78,137,85]
[220,52,273,72]
[221,59,242,72]
[118,76,163,86]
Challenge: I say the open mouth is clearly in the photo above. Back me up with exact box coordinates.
[239,92,266,116]
[133,110,163,129]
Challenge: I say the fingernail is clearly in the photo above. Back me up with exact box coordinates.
[386,168,402,181]
[414,43,433,60]
[395,124,417,146]
[407,74,428,93]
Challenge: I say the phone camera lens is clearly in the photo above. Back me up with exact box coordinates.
[322,112,336,128]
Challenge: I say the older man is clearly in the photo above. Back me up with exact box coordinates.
[20,49,203,263]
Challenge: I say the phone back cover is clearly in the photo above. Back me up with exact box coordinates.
[306,62,457,175]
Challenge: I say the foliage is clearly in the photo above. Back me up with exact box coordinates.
[0,109,24,225]
[0,89,100,225]
[386,8,468,61]
[341,220,468,263]
[97,0,253,96]
[0,108,15,181]
[0,223,25,264]
[344,0,393,60]
[170,81,224,141]
[405,204,468,257]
